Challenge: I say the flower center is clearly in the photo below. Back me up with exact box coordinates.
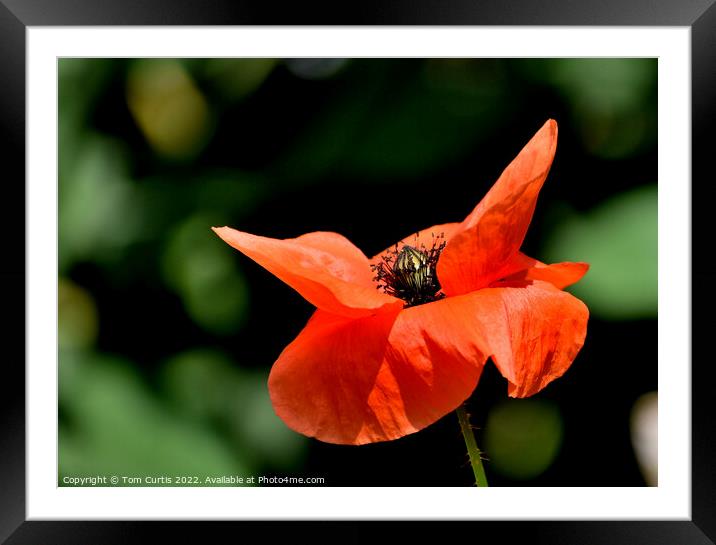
[371,233,446,307]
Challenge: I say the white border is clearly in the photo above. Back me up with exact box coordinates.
[27,27,691,520]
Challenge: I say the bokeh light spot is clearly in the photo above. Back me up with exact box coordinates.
[285,58,348,80]
[484,398,564,480]
[630,391,658,486]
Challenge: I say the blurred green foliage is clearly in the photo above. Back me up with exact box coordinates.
[522,58,657,159]
[204,58,277,100]
[162,215,250,335]
[545,186,658,320]
[160,350,306,469]
[277,59,512,181]
[60,350,248,485]
[58,57,657,485]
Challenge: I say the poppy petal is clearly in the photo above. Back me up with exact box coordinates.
[213,227,402,318]
[380,296,488,439]
[269,299,488,445]
[498,252,589,290]
[268,310,399,445]
[468,280,589,397]
[371,222,460,263]
[437,120,558,296]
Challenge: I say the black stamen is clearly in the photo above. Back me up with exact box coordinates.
[371,232,446,307]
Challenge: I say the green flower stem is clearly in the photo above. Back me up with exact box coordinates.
[456,404,488,487]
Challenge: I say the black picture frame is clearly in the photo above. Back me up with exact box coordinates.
[1,1,713,543]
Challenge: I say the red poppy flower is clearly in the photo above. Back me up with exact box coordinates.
[213,119,589,445]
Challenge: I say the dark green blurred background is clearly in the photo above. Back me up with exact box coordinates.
[58,58,657,486]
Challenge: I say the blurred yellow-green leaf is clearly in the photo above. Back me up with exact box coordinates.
[58,279,98,350]
[127,59,213,160]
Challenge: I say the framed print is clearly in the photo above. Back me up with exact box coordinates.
[1,1,713,543]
